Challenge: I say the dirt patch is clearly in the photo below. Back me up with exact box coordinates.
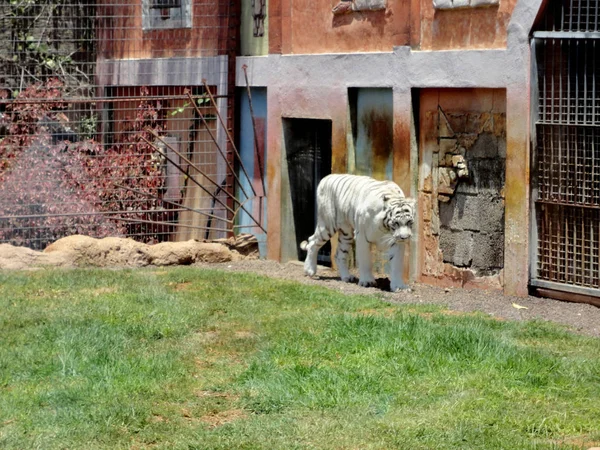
[196,259,600,338]
[0,234,258,270]
[195,390,239,401]
[199,408,247,428]
[169,281,192,291]
[234,331,256,339]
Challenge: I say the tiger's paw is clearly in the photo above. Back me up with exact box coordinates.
[304,261,317,277]
[341,275,358,283]
[358,278,377,288]
[390,282,409,292]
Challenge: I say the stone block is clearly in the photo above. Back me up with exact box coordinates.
[438,167,457,195]
[439,193,505,233]
[455,159,505,195]
[431,207,440,235]
[497,138,506,158]
[469,133,498,159]
[439,138,457,164]
[446,113,467,133]
[421,192,433,222]
[480,112,494,133]
[439,228,474,267]
[423,174,433,193]
[472,231,504,272]
[493,113,506,136]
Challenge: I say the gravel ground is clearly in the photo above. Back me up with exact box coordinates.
[197,259,600,338]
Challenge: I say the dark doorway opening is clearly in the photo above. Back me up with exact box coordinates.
[283,118,332,265]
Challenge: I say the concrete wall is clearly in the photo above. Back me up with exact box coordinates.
[236,0,541,296]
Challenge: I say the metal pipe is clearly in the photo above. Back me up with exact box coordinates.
[114,183,233,224]
[111,215,232,233]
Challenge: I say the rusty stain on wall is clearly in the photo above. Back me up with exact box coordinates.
[365,109,393,178]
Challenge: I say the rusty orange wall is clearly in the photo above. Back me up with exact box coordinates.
[420,0,517,50]
[97,1,228,60]
[269,0,413,54]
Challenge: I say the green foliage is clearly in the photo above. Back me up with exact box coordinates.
[0,267,599,449]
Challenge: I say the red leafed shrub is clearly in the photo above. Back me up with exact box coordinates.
[0,79,66,178]
[0,135,126,249]
[0,82,169,249]
[68,89,170,241]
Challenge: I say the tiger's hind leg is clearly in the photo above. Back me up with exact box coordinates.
[335,229,357,283]
[301,223,332,277]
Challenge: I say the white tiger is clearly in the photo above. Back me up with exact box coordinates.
[300,174,416,292]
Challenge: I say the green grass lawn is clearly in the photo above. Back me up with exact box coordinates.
[1,267,599,449]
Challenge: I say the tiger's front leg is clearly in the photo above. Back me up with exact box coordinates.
[389,242,408,291]
[355,232,376,288]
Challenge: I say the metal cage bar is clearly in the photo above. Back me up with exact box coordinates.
[531,18,600,295]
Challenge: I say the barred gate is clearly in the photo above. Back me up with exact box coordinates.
[531,0,600,297]
[0,0,264,250]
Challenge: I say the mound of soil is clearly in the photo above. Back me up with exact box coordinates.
[0,234,258,270]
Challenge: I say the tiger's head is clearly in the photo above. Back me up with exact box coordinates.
[383,196,416,242]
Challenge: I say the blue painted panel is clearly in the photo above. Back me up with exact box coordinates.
[237,87,267,240]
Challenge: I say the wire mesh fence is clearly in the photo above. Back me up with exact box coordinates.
[0,0,261,250]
